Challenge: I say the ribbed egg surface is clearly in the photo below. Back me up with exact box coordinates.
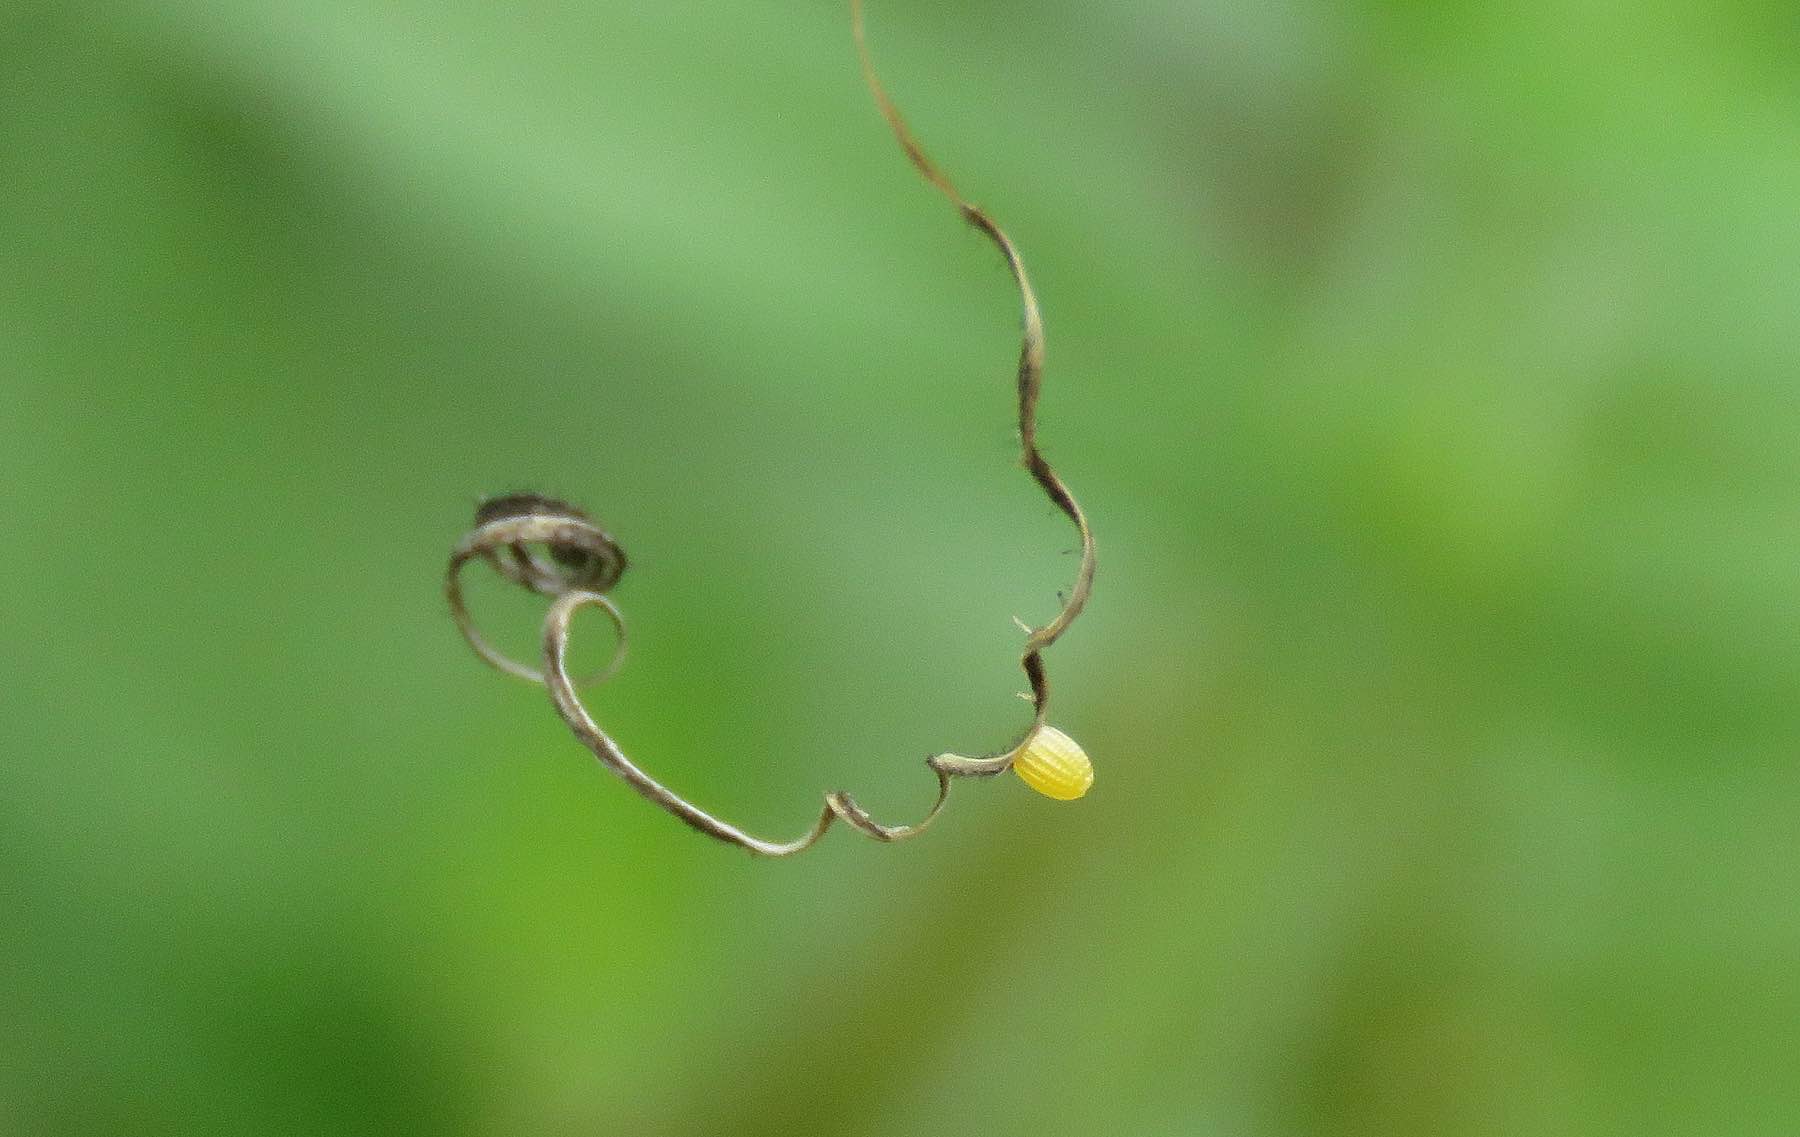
[1011,725,1094,800]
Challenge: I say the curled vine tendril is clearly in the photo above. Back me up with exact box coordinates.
[444,0,1096,855]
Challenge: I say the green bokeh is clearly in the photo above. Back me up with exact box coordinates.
[4,0,1798,1133]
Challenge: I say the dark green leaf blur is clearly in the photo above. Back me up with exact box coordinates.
[4,0,1797,1133]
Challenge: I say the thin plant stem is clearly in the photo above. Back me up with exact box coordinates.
[444,1,1096,855]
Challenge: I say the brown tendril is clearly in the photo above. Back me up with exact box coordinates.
[443,1,1096,855]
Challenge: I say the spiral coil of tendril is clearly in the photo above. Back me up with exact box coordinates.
[443,0,1096,856]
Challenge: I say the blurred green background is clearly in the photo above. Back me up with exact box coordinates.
[4,0,1799,1133]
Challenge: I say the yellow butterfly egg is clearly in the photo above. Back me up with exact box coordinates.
[1011,725,1093,801]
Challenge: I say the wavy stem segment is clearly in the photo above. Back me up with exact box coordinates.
[444,1,1095,855]
[852,0,1096,776]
